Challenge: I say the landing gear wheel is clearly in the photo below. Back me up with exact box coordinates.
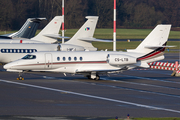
[17,76,24,80]
[17,72,24,80]
[94,75,100,81]
[86,75,91,79]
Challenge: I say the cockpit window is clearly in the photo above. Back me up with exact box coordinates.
[22,55,36,59]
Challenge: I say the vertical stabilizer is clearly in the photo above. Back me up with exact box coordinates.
[127,24,171,63]
[9,18,46,39]
[128,25,171,53]
[65,16,99,50]
[31,16,63,43]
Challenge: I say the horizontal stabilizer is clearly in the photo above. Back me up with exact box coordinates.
[0,36,12,39]
[78,37,112,42]
[43,34,70,39]
[30,18,46,22]
[144,45,175,48]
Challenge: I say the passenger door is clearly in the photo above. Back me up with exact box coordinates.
[45,53,52,68]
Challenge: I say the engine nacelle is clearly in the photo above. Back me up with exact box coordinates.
[107,54,137,66]
[58,44,85,51]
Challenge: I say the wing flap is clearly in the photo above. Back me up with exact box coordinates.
[76,69,122,73]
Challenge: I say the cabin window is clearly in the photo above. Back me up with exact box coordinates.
[1,49,5,53]
[34,49,37,52]
[0,49,37,53]
[57,57,60,61]
[68,57,71,61]
[80,57,83,61]
[63,57,66,61]
[74,57,77,61]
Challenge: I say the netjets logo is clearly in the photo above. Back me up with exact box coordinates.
[85,27,90,31]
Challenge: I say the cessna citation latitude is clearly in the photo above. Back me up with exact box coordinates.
[4,25,171,80]
[0,16,110,63]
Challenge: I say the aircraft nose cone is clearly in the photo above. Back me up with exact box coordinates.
[3,64,11,70]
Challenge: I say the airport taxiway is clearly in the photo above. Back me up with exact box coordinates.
[0,53,180,119]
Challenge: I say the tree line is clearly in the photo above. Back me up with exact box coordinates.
[0,0,180,30]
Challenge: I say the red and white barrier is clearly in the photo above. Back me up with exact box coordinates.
[149,66,178,71]
[148,62,180,68]
[148,61,180,76]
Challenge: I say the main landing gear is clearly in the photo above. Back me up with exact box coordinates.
[86,72,100,81]
[17,72,24,80]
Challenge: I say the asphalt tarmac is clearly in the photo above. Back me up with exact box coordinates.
[0,53,180,120]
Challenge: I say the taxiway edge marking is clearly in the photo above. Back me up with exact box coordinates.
[0,79,180,114]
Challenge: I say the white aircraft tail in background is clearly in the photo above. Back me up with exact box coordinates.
[31,16,64,43]
[64,16,111,51]
[0,16,66,43]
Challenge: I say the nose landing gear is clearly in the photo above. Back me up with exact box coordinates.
[17,72,24,80]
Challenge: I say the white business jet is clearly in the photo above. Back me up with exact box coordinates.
[0,16,110,63]
[4,25,171,80]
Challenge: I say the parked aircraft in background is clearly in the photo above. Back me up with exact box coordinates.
[0,16,110,64]
[0,16,64,43]
[0,17,46,39]
[4,25,171,80]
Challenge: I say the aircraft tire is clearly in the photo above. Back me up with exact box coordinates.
[87,75,91,79]
[18,76,24,80]
[94,75,100,81]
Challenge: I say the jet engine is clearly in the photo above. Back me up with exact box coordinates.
[107,54,137,66]
[57,44,85,51]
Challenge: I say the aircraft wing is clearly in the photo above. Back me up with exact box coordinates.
[43,34,70,39]
[76,68,127,74]
[78,37,112,42]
